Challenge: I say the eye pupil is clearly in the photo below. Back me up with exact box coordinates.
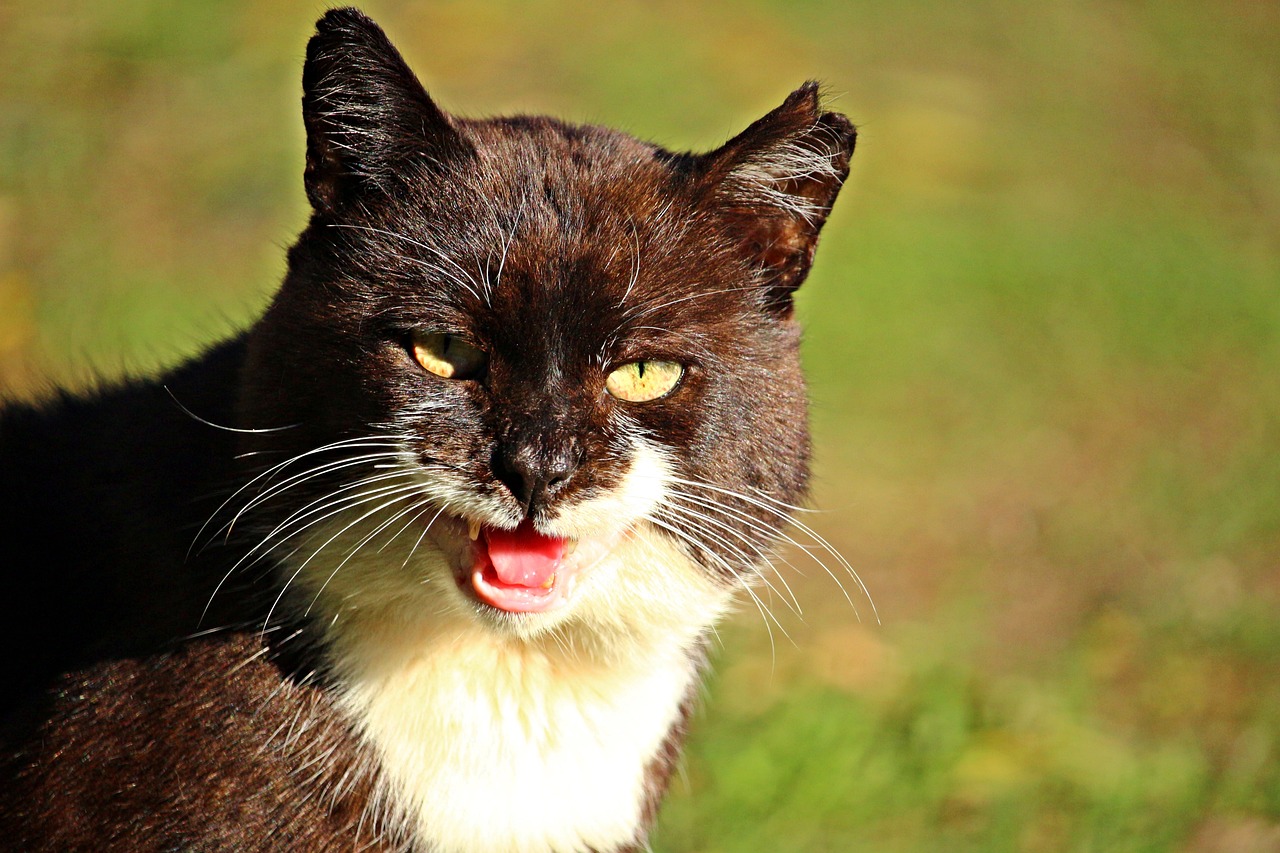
[637,361,646,378]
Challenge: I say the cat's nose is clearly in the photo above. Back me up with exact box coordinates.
[494,438,581,514]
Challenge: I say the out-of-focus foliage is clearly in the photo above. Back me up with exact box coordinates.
[1,1,1276,850]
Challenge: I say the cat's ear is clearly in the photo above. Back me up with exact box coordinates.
[301,8,472,214]
[698,83,856,312]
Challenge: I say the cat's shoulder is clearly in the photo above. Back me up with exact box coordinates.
[0,632,389,852]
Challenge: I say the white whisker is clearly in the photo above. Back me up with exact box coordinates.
[645,512,792,648]
[654,499,802,618]
[331,224,486,303]
[265,481,430,631]
[192,436,410,555]
[666,475,878,622]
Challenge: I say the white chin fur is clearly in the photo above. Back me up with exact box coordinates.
[274,441,735,852]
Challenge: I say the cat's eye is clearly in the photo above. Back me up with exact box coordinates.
[605,360,684,402]
[412,332,487,380]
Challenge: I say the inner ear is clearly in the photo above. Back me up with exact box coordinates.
[698,84,857,312]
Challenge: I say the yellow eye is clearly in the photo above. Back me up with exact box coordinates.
[605,360,683,402]
[412,332,487,379]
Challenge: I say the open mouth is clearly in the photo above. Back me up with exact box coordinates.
[462,519,580,614]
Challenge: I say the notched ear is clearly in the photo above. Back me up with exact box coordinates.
[302,8,473,214]
[699,82,856,312]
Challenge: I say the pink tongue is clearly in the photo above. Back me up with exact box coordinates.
[483,520,569,588]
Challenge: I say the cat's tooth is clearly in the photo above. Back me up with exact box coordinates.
[564,539,578,557]
[541,574,556,590]
[468,520,481,541]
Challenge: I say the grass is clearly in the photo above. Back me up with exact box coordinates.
[1,1,1277,850]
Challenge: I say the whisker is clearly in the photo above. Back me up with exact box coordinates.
[264,481,430,631]
[246,475,424,567]
[299,486,439,619]
[215,452,413,546]
[403,503,450,570]
[654,499,802,618]
[494,201,527,298]
[163,385,299,434]
[645,512,792,648]
[666,475,878,623]
[624,285,758,323]
[331,224,485,303]
[201,472,422,624]
[662,489,819,611]
[192,436,410,555]
[619,221,641,307]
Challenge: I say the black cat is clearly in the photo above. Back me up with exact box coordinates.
[0,8,857,851]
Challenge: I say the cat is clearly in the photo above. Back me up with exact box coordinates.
[0,7,857,852]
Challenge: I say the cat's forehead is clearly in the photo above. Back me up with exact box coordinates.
[428,117,689,238]
[358,119,735,325]
[463,116,669,180]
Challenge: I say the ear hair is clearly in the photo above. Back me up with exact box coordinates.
[301,7,473,214]
[700,83,856,312]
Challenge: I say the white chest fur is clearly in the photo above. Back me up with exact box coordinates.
[309,527,734,853]
[283,444,737,852]
[338,625,699,853]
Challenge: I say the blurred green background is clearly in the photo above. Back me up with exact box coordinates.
[2,1,1277,850]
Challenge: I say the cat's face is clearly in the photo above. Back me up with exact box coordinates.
[235,10,854,647]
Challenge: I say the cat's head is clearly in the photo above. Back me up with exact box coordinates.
[236,8,855,651]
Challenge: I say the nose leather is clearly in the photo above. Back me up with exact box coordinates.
[493,433,581,514]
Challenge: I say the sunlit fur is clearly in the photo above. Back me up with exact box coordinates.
[227,13,866,848]
[235,427,872,852]
[0,9,866,850]
[271,443,732,851]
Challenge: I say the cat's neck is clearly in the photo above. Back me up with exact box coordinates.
[298,525,734,853]
[338,621,700,852]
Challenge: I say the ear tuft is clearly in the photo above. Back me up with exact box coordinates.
[302,8,472,213]
[700,83,857,311]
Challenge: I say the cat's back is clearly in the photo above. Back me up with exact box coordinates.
[0,338,252,709]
